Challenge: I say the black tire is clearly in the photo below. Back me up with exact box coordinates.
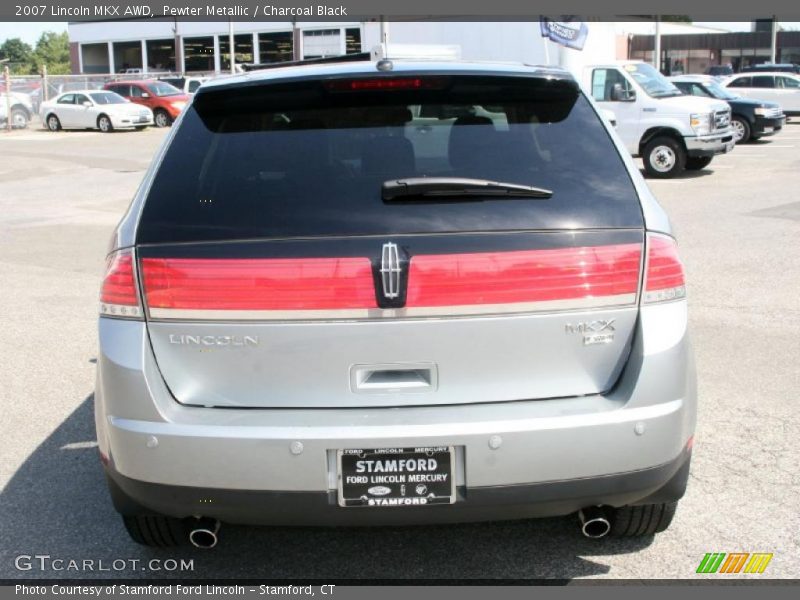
[731,116,751,144]
[10,107,29,129]
[97,114,113,133]
[46,114,61,132]
[642,136,686,178]
[685,156,713,170]
[609,501,678,537]
[122,514,186,547]
[154,109,171,128]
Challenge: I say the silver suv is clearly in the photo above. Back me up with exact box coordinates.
[96,59,696,548]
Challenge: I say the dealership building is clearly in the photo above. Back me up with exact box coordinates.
[66,20,797,76]
[66,20,627,75]
[630,29,800,74]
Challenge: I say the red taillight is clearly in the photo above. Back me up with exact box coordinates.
[407,244,642,308]
[643,234,686,304]
[141,257,376,313]
[100,250,142,319]
[324,77,447,92]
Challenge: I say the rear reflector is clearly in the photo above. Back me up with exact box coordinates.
[407,244,642,310]
[324,77,448,92]
[141,257,376,313]
[99,250,142,319]
[643,234,686,304]
[141,242,646,321]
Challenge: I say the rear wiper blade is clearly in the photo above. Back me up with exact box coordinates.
[382,177,553,202]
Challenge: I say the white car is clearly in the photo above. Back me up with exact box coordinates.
[723,72,800,116]
[40,90,154,133]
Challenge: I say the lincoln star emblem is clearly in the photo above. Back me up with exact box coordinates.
[380,242,402,299]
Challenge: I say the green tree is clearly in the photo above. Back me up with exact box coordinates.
[30,31,71,75]
[0,38,33,74]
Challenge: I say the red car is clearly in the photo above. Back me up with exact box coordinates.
[103,80,189,128]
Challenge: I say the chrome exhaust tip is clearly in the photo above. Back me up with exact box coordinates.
[188,519,220,549]
[579,507,611,539]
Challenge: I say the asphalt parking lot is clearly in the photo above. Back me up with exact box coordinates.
[1,124,798,581]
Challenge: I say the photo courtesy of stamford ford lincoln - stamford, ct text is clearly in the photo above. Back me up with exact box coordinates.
[0,0,799,596]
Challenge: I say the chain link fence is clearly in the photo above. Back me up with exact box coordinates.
[2,71,216,130]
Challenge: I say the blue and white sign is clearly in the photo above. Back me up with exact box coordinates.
[540,18,589,51]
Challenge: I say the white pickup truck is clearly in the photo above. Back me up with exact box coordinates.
[0,91,34,129]
[582,61,735,178]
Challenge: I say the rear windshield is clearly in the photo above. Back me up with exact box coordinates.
[137,75,641,244]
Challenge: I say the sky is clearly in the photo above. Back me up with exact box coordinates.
[0,21,799,46]
[0,22,67,45]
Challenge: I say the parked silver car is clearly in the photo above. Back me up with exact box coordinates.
[96,59,697,547]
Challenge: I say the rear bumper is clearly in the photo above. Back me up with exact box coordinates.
[685,131,735,157]
[95,301,697,523]
[106,449,691,526]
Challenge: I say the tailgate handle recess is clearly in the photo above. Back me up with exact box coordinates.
[350,363,438,393]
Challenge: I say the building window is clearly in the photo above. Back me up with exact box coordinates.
[345,28,362,54]
[780,47,800,64]
[146,39,175,72]
[113,41,142,73]
[219,34,253,71]
[259,31,293,63]
[183,36,215,72]
[81,43,109,74]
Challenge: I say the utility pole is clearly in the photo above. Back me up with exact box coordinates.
[770,18,778,64]
[42,64,48,102]
[292,18,302,61]
[3,65,12,133]
[654,16,661,73]
[228,20,236,74]
[379,16,389,58]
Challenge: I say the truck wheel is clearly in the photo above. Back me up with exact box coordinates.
[731,116,751,144]
[685,156,713,170]
[10,107,29,129]
[609,502,678,536]
[122,514,186,547]
[643,136,686,178]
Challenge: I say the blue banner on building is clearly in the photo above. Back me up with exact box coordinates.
[540,18,589,51]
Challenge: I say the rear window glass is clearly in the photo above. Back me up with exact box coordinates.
[137,75,641,244]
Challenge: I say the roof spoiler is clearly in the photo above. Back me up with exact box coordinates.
[241,53,371,72]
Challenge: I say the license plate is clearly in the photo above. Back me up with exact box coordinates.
[337,447,455,507]
[764,127,774,133]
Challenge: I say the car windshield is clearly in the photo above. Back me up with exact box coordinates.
[626,63,682,98]
[147,82,182,97]
[90,92,128,104]
[703,81,739,100]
